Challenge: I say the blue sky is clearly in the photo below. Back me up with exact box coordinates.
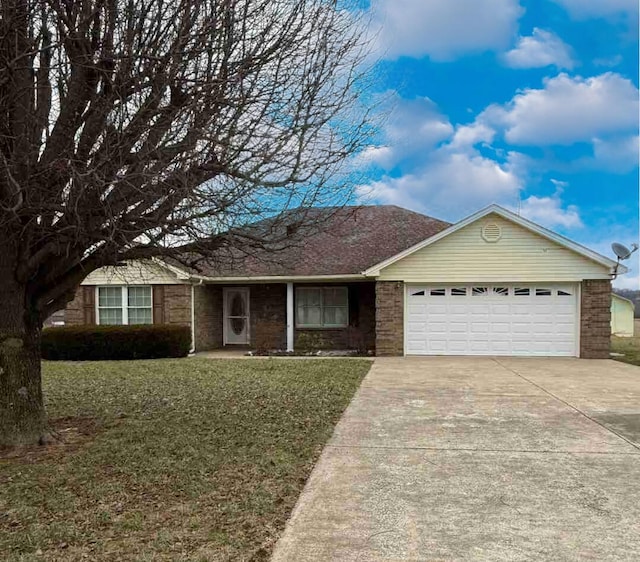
[351,0,639,288]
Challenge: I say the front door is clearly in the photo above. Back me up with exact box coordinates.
[223,287,250,345]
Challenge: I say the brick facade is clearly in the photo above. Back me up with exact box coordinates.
[375,281,404,356]
[65,284,192,330]
[193,285,223,351]
[191,282,376,352]
[250,284,287,350]
[64,277,611,358]
[580,279,612,359]
[65,289,86,325]
[295,282,376,352]
[163,285,192,325]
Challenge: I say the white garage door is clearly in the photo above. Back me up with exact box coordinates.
[406,284,578,356]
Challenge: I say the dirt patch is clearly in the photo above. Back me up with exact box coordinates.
[0,416,102,464]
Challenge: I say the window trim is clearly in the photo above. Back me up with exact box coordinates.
[96,285,153,325]
[295,286,349,329]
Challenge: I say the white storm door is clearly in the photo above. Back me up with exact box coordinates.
[223,287,250,345]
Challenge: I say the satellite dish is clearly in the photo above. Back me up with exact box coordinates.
[612,242,638,260]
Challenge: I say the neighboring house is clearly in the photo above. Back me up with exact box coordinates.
[64,204,625,358]
[43,310,65,327]
[611,294,635,337]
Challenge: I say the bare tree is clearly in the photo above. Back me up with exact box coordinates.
[0,0,370,446]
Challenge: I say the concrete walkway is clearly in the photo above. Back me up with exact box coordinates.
[272,357,640,561]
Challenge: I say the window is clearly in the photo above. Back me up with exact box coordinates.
[535,288,552,296]
[514,288,530,296]
[558,289,572,296]
[430,288,446,296]
[493,287,509,296]
[472,287,488,296]
[451,287,467,296]
[296,287,348,328]
[411,290,426,296]
[97,286,153,325]
[128,287,153,324]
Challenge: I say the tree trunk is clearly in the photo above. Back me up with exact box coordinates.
[0,277,46,447]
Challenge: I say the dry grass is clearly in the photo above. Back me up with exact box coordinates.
[611,319,640,366]
[0,358,370,561]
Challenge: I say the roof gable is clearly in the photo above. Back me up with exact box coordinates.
[365,204,622,277]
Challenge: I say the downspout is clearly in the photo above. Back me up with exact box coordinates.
[190,279,203,354]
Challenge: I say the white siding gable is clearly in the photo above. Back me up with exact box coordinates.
[378,214,611,283]
[81,260,187,285]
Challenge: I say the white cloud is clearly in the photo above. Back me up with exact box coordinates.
[613,273,639,290]
[517,194,583,228]
[481,72,639,145]
[593,54,623,68]
[357,150,523,219]
[450,123,496,149]
[502,28,575,69]
[385,96,454,147]
[356,94,453,168]
[592,135,640,173]
[552,0,639,19]
[370,0,523,61]
[355,145,396,169]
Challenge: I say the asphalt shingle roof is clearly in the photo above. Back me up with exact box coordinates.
[188,205,450,278]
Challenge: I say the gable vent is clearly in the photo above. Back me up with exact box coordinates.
[481,223,502,242]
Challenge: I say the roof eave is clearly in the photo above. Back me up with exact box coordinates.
[191,273,368,283]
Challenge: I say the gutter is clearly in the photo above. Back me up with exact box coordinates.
[187,273,368,283]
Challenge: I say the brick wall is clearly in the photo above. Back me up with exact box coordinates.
[163,285,191,325]
[65,289,85,326]
[193,285,223,351]
[250,284,287,349]
[580,279,612,359]
[64,284,192,329]
[375,281,404,356]
[294,282,376,351]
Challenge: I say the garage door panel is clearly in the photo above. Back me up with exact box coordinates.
[427,341,447,352]
[448,341,469,353]
[491,342,511,353]
[406,284,578,357]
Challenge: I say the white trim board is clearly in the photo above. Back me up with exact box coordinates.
[363,204,625,277]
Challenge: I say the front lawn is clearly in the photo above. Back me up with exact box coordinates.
[611,319,640,366]
[0,358,370,561]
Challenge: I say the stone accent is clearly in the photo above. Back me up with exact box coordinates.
[580,279,612,359]
[375,281,404,356]
[193,285,223,351]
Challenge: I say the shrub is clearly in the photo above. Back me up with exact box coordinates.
[295,331,327,352]
[42,325,191,361]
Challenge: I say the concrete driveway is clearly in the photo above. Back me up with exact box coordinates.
[272,357,640,561]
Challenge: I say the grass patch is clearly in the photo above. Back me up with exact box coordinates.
[0,358,371,561]
[611,319,640,366]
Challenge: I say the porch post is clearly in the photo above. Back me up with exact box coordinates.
[286,282,294,352]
